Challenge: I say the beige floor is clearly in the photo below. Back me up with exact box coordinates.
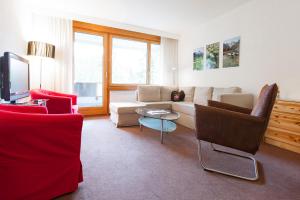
[57,116,300,200]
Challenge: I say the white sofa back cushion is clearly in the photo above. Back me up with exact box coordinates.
[161,86,178,101]
[212,87,241,101]
[137,85,161,102]
[193,87,213,105]
[179,87,195,102]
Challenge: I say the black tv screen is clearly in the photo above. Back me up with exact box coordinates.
[1,52,30,102]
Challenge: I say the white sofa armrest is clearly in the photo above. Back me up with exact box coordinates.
[219,93,254,109]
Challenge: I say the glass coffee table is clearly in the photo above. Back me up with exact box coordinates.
[136,108,180,144]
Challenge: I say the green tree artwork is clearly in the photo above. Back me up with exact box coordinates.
[206,42,220,69]
[193,47,204,70]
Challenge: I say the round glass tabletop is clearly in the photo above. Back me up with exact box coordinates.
[135,108,180,121]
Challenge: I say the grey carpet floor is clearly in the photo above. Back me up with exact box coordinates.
[57,116,300,200]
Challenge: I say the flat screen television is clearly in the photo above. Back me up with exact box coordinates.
[0,52,30,103]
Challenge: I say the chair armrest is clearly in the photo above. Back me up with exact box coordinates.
[208,100,252,114]
[35,93,72,114]
[48,91,77,105]
[219,93,254,109]
[0,104,48,114]
[195,104,265,154]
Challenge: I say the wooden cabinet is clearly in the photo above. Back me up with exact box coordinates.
[265,100,300,153]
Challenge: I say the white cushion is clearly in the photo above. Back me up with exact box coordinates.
[212,87,241,101]
[172,102,195,116]
[219,93,254,109]
[175,112,195,129]
[161,86,178,101]
[179,87,195,102]
[110,102,145,114]
[193,87,213,105]
[110,112,140,127]
[142,101,173,110]
[137,85,161,102]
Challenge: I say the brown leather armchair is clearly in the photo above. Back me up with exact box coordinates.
[195,84,278,181]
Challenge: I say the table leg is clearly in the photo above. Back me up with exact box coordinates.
[160,119,164,144]
[140,123,143,131]
[139,117,143,132]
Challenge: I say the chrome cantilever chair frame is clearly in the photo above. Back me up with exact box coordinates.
[197,140,259,181]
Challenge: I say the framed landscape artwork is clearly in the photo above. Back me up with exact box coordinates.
[223,36,240,68]
[193,47,204,70]
[206,42,220,69]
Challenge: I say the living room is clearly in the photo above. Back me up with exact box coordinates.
[0,0,299,199]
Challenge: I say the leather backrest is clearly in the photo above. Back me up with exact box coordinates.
[251,84,278,119]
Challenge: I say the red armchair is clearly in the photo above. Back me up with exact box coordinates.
[0,104,83,200]
[30,89,78,114]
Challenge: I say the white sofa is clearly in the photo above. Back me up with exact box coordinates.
[110,85,254,129]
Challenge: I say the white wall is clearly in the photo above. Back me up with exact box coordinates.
[0,0,27,56]
[178,0,300,101]
[19,1,180,40]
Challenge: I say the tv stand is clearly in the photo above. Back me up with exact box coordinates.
[10,100,17,104]
[1,99,48,107]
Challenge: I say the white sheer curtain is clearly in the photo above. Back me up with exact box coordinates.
[160,37,178,86]
[28,14,73,93]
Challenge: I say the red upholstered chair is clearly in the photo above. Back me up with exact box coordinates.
[0,104,83,200]
[30,89,78,114]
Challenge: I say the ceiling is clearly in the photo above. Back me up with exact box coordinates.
[22,0,252,35]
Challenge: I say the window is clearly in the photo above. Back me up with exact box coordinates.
[73,21,161,115]
[73,20,161,90]
[150,43,161,84]
[74,32,104,107]
[112,38,148,84]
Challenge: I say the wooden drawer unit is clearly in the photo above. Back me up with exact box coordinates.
[265,100,300,154]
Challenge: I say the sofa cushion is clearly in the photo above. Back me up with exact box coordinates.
[110,102,146,114]
[110,112,140,127]
[142,101,173,110]
[161,86,178,101]
[137,85,161,102]
[212,87,241,101]
[219,93,254,109]
[172,102,195,116]
[193,87,213,106]
[179,87,195,102]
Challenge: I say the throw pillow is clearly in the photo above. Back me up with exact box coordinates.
[171,90,185,102]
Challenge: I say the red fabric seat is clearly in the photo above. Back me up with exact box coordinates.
[0,104,48,114]
[30,89,78,114]
[0,104,84,200]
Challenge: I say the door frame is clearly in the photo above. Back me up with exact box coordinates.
[73,28,109,115]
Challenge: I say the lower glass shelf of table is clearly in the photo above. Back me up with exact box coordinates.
[138,117,177,144]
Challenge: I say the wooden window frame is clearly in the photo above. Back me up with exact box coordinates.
[73,28,109,116]
[73,21,161,91]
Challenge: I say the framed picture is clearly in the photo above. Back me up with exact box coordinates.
[193,47,204,70]
[206,42,220,69]
[223,36,240,68]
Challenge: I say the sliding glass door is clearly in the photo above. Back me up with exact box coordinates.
[73,31,108,115]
